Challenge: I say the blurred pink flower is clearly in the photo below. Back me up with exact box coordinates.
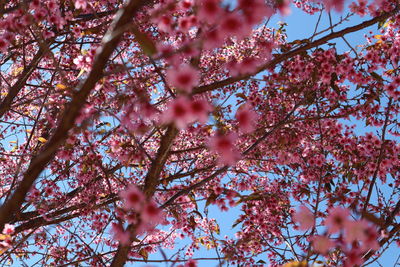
[111,223,130,245]
[312,235,334,254]
[209,133,240,166]
[236,104,257,133]
[119,185,145,211]
[293,206,315,230]
[325,207,349,234]
[166,64,200,93]
[2,224,14,235]
[162,97,193,129]
[189,98,212,123]
[141,201,163,224]
[197,0,221,23]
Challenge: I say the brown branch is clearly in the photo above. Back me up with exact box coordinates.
[0,0,153,230]
[363,98,392,213]
[161,104,299,209]
[0,45,48,118]
[11,164,121,223]
[14,195,118,234]
[110,125,178,267]
[192,7,399,95]
[143,125,179,197]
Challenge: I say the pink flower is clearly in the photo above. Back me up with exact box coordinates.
[74,0,87,10]
[238,57,260,75]
[178,17,192,32]
[203,28,224,50]
[361,225,380,251]
[141,201,163,224]
[2,224,14,235]
[235,104,257,133]
[111,223,130,245]
[344,220,368,243]
[166,64,200,93]
[189,98,212,123]
[162,97,193,129]
[239,0,273,25]
[162,97,212,128]
[322,0,345,13]
[197,0,221,23]
[209,133,240,166]
[344,248,364,267]
[180,0,193,10]
[219,12,251,40]
[293,206,315,230]
[276,0,291,15]
[119,185,145,211]
[157,15,173,32]
[0,37,9,53]
[311,235,334,254]
[226,59,241,77]
[325,207,349,234]
[156,43,180,65]
[184,259,198,267]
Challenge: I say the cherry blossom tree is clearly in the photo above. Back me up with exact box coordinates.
[0,0,398,266]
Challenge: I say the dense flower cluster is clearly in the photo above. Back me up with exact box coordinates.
[0,0,398,266]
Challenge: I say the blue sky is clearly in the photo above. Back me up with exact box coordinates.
[143,2,400,267]
[3,1,398,266]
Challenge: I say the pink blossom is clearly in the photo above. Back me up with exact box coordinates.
[293,206,315,230]
[236,104,258,133]
[162,97,193,129]
[184,259,198,267]
[238,57,260,75]
[197,0,221,23]
[74,0,87,10]
[361,225,380,251]
[203,28,224,50]
[209,133,240,166]
[276,0,291,15]
[119,185,145,211]
[180,0,193,10]
[166,64,200,93]
[111,223,130,245]
[311,235,334,254]
[0,37,9,53]
[2,224,14,235]
[344,248,364,267]
[178,17,192,32]
[344,219,368,243]
[322,0,345,13]
[156,43,180,65]
[239,0,273,25]
[157,15,173,32]
[226,59,241,77]
[219,12,251,40]
[189,98,212,123]
[162,97,211,128]
[141,201,163,224]
[325,207,349,234]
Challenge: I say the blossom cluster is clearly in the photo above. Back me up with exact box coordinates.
[112,185,164,245]
[293,206,381,266]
